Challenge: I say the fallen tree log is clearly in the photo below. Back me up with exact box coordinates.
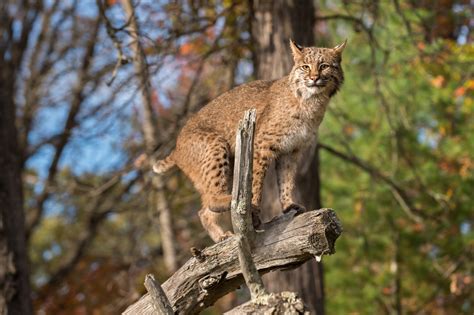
[123,208,342,315]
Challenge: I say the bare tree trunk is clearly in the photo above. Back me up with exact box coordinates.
[121,0,178,273]
[250,0,325,314]
[0,62,33,315]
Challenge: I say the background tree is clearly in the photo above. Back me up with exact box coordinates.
[1,1,37,313]
[251,0,325,314]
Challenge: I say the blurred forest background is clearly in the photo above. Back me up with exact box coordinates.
[1,0,473,314]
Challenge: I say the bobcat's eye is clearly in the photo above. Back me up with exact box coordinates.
[301,65,310,71]
[319,63,330,71]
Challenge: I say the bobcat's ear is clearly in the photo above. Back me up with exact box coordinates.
[333,39,347,56]
[289,39,304,62]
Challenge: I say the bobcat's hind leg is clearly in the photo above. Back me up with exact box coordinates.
[197,135,233,213]
[197,136,234,241]
[198,208,233,242]
[177,132,234,241]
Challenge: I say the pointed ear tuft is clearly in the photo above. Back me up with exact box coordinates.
[289,39,304,62]
[333,39,347,56]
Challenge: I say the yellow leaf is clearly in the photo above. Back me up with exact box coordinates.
[465,79,474,90]
[354,200,363,215]
[446,188,453,200]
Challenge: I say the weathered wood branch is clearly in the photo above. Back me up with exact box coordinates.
[123,208,342,315]
[143,274,174,315]
[231,109,257,243]
[230,109,267,300]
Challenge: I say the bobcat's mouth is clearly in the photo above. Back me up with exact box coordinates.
[305,78,328,88]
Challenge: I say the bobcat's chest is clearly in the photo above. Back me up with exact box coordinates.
[280,120,317,153]
[278,100,328,153]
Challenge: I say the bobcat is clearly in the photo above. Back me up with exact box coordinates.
[154,39,346,242]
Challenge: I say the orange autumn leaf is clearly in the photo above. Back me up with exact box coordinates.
[431,75,445,88]
[450,273,472,295]
[412,222,425,232]
[459,156,473,178]
[179,38,205,56]
[454,86,466,97]
[439,160,456,173]
[382,286,392,295]
[179,42,194,55]
[344,124,355,136]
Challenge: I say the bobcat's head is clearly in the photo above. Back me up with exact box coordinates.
[289,39,346,100]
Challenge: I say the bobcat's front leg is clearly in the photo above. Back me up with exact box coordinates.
[276,150,306,214]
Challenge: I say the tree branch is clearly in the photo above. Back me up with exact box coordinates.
[143,274,173,315]
[123,208,342,315]
[318,142,424,222]
[26,16,102,238]
[38,176,139,292]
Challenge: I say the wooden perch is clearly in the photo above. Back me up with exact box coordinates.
[143,274,173,315]
[231,109,257,243]
[230,109,267,300]
[123,208,342,315]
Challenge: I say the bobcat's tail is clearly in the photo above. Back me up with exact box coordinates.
[153,152,176,174]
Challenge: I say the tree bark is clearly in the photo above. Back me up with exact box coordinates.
[250,0,325,314]
[121,0,178,273]
[0,60,33,315]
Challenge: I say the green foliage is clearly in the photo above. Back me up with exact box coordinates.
[319,1,473,313]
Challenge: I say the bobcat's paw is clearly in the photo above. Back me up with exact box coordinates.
[283,203,307,215]
[218,231,234,242]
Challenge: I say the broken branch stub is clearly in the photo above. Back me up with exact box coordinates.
[231,109,257,243]
[143,274,173,315]
[230,109,266,300]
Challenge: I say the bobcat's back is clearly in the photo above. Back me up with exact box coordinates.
[184,79,279,140]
